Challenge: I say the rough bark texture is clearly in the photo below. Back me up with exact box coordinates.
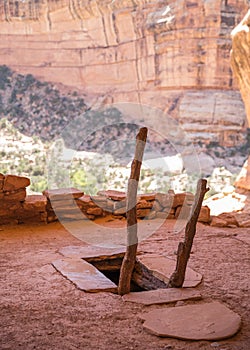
[118,127,148,296]
[168,179,209,288]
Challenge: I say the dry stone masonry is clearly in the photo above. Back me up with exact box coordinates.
[2,173,250,227]
[0,174,47,225]
[0,173,212,225]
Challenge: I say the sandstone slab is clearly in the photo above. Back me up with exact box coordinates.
[137,193,156,201]
[113,207,127,215]
[3,175,30,192]
[137,208,151,218]
[43,188,84,201]
[76,195,95,208]
[86,207,103,216]
[23,195,47,211]
[173,193,194,208]
[141,301,241,340]
[59,245,126,260]
[97,190,126,201]
[136,200,153,209]
[216,212,238,227]
[123,288,201,305]
[52,258,117,293]
[136,254,202,288]
[3,189,26,202]
[155,193,174,208]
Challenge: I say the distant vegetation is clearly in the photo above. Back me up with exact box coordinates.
[0,65,245,196]
[0,65,87,141]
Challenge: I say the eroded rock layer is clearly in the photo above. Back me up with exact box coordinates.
[231,9,250,124]
[0,1,249,146]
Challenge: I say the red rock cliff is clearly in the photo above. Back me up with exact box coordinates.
[0,0,249,146]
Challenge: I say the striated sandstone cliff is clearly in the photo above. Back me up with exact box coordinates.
[231,9,250,191]
[231,9,250,125]
[0,0,249,146]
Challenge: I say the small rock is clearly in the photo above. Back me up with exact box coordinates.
[175,301,185,307]
[97,190,126,201]
[198,206,211,223]
[86,207,103,216]
[210,216,228,227]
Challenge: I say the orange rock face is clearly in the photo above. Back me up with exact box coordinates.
[0,1,249,146]
[231,9,250,124]
[231,10,250,190]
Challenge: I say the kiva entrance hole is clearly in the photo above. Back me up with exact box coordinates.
[84,255,167,293]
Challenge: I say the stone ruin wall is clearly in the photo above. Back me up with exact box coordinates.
[2,172,250,229]
[0,172,210,225]
[0,0,249,147]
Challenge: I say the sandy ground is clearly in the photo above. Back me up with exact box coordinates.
[0,218,249,350]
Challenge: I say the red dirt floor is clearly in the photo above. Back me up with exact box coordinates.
[0,218,249,350]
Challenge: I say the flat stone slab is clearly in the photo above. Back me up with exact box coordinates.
[141,301,241,340]
[52,258,117,293]
[137,254,202,288]
[59,245,126,260]
[97,190,126,201]
[43,188,84,201]
[123,288,202,305]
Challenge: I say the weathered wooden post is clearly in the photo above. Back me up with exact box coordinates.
[118,127,148,296]
[168,178,209,288]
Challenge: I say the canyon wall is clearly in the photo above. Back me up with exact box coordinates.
[231,9,250,190]
[231,9,250,124]
[0,0,249,146]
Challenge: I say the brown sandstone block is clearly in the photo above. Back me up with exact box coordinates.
[198,206,211,223]
[137,208,151,218]
[43,188,84,201]
[0,210,16,219]
[113,207,127,216]
[76,195,95,209]
[97,190,126,201]
[137,193,156,201]
[155,193,175,208]
[0,217,18,225]
[50,199,77,211]
[3,175,30,192]
[136,200,153,209]
[113,199,127,210]
[173,192,194,208]
[23,195,47,211]
[152,200,163,212]
[0,174,4,191]
[210,216,228,227]
[3,189,26,202]
[86,207,103,216]
[217,212,238,227]
[0,201,22,211]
